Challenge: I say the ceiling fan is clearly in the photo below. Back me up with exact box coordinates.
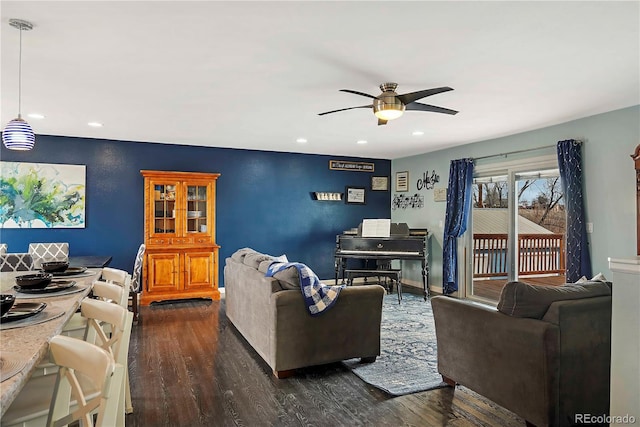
[318,82,458,126]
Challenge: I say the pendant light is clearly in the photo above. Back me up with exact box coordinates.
[2,19,35,151]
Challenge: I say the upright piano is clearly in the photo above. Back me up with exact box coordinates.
[335,223,430,299]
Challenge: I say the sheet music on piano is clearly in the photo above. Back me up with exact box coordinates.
[361,219,391,238]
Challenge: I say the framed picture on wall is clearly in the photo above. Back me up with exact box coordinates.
[371,176,389,191]
[395,171,409,192]
[345,186,366,204]
[0,161,86,228]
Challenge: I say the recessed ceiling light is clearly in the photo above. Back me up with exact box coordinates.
[412,131,424,136]
[357,140,368,144]
[296,138,307,143]
[27,113,45,119]
[87,122,103,128]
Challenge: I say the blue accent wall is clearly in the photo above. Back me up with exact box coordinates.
[0,135,391,284]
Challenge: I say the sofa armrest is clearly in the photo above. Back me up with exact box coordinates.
[431,296,559,427]
[269,285,385,371]
[542,297,612,421]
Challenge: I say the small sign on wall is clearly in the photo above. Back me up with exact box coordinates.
[345,186,366,204]
[392,193,424,210]
[395,171,409,192]
[416,170,440,191]
[329,160,374,172]
[434,187,447,202]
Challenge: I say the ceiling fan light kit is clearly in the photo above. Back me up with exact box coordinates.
[2,18,36,151]
[319,82,458,126]
[373,83,405,121]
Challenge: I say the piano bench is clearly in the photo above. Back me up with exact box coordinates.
[345,269,402,304]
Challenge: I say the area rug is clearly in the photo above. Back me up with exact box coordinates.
[342,292,447,396]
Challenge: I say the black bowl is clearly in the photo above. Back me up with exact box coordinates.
[15,273,53,290]
[1,294,15,317]
[41,260,69,273]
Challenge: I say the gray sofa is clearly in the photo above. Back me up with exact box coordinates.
[224,248,385,378]
[432,280,612,427]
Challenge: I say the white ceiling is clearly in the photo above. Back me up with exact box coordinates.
[1,1,638,159]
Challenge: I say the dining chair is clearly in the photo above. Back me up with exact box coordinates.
[1,334,119,427]
[46,336,120,427]
[61,280,128,340]
[83,298,134,421]
[102,259,143,323]
[100,267,132,316]
[101,266,129,285]
[28,242,69,270]
[130,243,146,322]
[94,280,129,308]
[56,283,134,415]
[99,266,138,414]
[37,281,128,376]
[31,335,119,427]
[1,299,132,427]
[0,253,33,272]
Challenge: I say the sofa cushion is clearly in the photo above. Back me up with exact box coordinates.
[497,281,611,319]
[243,252,274,269]
[272,266,300,290]
[258,259,274,274]
[231,247,256,263]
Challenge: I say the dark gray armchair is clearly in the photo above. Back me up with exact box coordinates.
[431,281,612,427]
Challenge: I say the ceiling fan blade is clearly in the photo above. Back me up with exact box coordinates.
[397,87,454,105]
[318,105,373,116]
[405,102,458,115]
[339,89,379,100]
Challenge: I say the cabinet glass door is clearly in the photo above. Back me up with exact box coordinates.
[152,183,177,235]
[185,184,207,234]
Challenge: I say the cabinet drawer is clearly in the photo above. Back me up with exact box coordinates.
[148,237,171,246]
[171,237,194,245]
[148,237,197,245]
[193,236,212,244]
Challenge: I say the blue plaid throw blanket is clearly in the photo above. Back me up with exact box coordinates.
[266,262,345,316]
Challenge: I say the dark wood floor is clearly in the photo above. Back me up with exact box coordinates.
[126,298,525,427]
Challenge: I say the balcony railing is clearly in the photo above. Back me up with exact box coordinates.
[473,233,565,278]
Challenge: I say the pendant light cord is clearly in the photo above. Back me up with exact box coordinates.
[18,24,23,118]
[3,18,35,151]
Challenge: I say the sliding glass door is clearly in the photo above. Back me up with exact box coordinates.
[466,157,566,302]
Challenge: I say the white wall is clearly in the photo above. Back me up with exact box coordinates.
[391,105,639,291]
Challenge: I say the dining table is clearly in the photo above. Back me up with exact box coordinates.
[0,268,100,417]
[68,255,113,268]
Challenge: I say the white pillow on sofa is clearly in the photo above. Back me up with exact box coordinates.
[591,272,608,282]
[273,254,288,263]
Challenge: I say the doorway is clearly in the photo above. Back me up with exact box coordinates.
[466,157,566,302]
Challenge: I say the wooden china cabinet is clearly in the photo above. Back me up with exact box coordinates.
[140,170,221,305]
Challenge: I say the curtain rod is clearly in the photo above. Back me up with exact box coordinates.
[471,140,585,162]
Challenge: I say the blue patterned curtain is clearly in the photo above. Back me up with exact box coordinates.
[442,158,474,294]
[557,139,592,282]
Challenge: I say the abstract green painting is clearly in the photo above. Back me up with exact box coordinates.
[0,162,86,228]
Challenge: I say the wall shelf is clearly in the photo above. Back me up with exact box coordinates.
[313,192,343,201]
